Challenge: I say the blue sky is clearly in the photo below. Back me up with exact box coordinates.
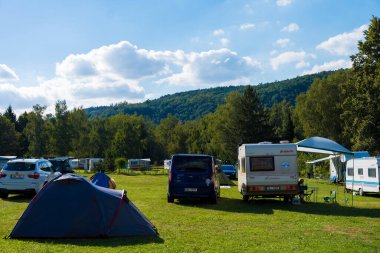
[0,0,379,114]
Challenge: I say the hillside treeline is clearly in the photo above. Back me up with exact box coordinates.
[85,71,332,123]
[0,16,379,168]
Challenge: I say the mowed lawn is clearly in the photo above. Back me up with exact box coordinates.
[1,172,380,253]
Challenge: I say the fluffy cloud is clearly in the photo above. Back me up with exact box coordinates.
[240,23,256,31]
[220,38,230,46]
[281,23,299,32]
[276,0,293,7]
[302,59,352,75]
[270,51,312,70]
[274,38,291,48]
[213,29,225,36]
[316,25,367,56]
[158,48,261,86]
[0,64,19,82]
[2,41,261,112]
[0,83,48,112]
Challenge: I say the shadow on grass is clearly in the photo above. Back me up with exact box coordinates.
[2,195,32,203]
[178,197,380,218]
[8,236,164,247]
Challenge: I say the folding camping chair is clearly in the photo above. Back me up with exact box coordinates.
[323,190,336,203]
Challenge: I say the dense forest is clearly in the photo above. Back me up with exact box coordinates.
[85,71,333,123]
[0,16,379,173]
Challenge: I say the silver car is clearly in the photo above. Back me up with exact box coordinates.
[0,159,61,198]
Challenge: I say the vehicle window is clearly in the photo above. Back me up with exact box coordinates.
[241,158,246,173]
[368,168,376,178]
[347,168,354,176]
[3,162,35,171]
[40,162,52,172]
[172,156,212,172]
[250,157,274,171]
[358,168,363,175]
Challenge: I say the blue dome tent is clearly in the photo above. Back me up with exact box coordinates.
[10,174,158,238]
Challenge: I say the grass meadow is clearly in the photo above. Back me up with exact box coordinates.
[1,171,379,253]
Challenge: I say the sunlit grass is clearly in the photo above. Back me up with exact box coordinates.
[1,173,379,252]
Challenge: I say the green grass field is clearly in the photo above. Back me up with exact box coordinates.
[1,173,380,253]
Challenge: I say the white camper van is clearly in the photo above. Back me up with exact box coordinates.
[238,143,299,201]
[345,157,380,196]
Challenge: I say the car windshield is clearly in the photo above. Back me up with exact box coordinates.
[50,160,66,169]
[3,162,36,171]
[172,156,211,172]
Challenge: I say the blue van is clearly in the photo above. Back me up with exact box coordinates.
[167,154,220,204]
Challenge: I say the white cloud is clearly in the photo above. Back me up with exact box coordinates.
[240,23,256,31]
[316,25,367,56]
[1,41,262,112]
[157,48,261,86]
[276,0,293,7]
[0,64,19,82]
[213,29,225,36]
[281,23,299,32]
[302,59,352,75]
[244,4,254,15]
[274,38,291,48]
[270,51,312,70]
[220,38,230,46]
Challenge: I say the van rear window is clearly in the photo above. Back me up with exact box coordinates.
[172,156,212,172]
[3,162,35,171]
[250,157,274,171]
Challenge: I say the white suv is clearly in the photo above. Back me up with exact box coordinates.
[0,159,61,198]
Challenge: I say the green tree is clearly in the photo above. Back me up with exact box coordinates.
[155,114,180,158]
[3,106,16,125]
[213,86,270,162]
[24,105,48,157]
[294,70,348,145]
[52,100,71,156]
[269,101,294,142]
[68,108,90,157]
[342,16,380,153]
[0,115,19,155]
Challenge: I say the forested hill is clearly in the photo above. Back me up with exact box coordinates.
[85,71,334,123]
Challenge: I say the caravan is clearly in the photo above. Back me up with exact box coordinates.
[345,157,380,196]
[238,143,299,201]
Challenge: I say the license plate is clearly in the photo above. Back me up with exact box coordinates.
[267,186,279,190]
[184,188,198,192]
[11,174,24,179]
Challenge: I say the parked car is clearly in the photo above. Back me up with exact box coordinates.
[48,157,74,174]
[221,164,237,179]
[0,159,61,198]
[167,154,220,204]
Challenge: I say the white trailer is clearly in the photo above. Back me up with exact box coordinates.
[238,143,299,201]
[345,157,380,196]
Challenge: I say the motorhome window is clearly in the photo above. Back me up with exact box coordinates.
[368,168,376,178]
[172,156,211,172]
[240,158,246,173]
[358,168,363,175]
[249,157,274,171]
[347,168,354,176]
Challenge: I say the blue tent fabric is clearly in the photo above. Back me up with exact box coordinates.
[296,136,353,155]
[10,174,158,238]
[91,171,111,188]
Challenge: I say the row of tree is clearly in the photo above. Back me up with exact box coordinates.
[0,16,379,170]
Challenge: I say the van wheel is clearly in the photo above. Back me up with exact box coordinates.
[209,193,217,204]
[243,195,249,202]
[167,194,174,203]
[359,188,364,196]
